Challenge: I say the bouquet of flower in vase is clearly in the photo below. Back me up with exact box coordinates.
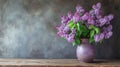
[56,2,114,63]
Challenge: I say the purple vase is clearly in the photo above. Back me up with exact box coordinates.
[76,39,95,63]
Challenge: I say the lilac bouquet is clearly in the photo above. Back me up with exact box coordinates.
[56,3,114,46]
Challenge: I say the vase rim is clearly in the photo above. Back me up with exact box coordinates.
[80,38,89,40]
[80,38,89,44]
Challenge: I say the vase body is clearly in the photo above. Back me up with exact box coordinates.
[76,39,95,63]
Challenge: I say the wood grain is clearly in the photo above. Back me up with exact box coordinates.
[0,59,119,67]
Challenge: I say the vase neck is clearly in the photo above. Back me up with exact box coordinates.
[81,39,89,44]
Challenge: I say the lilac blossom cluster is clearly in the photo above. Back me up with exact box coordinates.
[56,2,114,43]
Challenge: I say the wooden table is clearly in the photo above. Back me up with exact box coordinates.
[0,59,119,67]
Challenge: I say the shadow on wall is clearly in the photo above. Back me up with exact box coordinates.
[0,0,119,59]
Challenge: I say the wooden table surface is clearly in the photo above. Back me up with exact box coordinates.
[0,59,119,67]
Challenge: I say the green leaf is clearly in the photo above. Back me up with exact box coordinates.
[82,25,89,32]
[77,23,80,31]
[67,21,76,31]
[72,42,77,46]
[79,24,89,37]
[89,25,100,34]
[67,21,74,28]
[94,28,100,34]
[76,23,82,37]
[89,30,95,43]
[73,38,81,46]
[89,25,95,29]
[89,38,94,43]
[71,24,75,30]
[90,30,95,38]
[76,38,80,44]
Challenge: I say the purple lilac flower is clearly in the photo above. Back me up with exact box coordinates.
[66,29,76,42]
[98,14,113,26]
[94,9,100,15]
[89,10,94,15]
[57,31,64,37]
[95,20,100,26]
[72,12,80,23]
[103,31,107,36]
[56,23,66,37]
[91,2,103,20]
[94,34,100,42]
[99,17,108,26]
[102,27,108,34]
[106,22,110,25]
[68,11,73,19]
[58,23,65,31]
[102,25,113,39]
[104,15,114,25]
[96,14,102,19]
[100,33,104,40]
[96,9,103,18]
[69,33,75,38]
[104,16,110,24]
[105,31,113,39]
[96,3,101,9]
[71,28,76,34]
[63,26,70,34]
[67,33,75,42]
[106,25,113,31]
[67,37,74,42]
[61,15,69,23]
[56,24,60,31]
[76,4,85,13]
[107,14,114,21]
[88,18,95,25]
[92,2,101,9]
[63,34,69,39]
[89,9,102,19]
[81,12,89,20]
[94,33,104,42]
[57,2,114,43]
[89,9,97,19]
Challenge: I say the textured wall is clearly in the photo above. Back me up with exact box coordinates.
[0,0,119,59]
